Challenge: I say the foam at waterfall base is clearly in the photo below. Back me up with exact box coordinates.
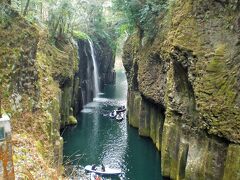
[81,108,93,113]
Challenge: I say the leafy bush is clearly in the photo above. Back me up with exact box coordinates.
[72,31,89,40]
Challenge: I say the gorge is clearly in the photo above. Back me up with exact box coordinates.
[0,0,239,179]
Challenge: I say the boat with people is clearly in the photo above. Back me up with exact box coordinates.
[115,112,124,121]
[108,106,126,121]
[85,164,122,176]
[116,106,126,113]
[109,110,117,118]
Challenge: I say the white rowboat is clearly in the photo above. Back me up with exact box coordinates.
[85,165,122,176]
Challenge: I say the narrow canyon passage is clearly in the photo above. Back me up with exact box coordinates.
[63,62,162,179]
[1,0,239,179]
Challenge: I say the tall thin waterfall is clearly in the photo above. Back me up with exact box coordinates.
[88,39,100,98]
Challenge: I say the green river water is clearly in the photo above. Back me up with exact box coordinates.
[63,69,162,180]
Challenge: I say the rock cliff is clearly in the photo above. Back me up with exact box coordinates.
[76,37,116,109]
[0,3,116,177]
[95,36,116,86]
[123,0,240,179]
[0,3,75,177]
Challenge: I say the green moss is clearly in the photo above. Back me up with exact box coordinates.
[60,82,73,126]
[68,115,77,125]
[44,111,53,140]
[215,44,226,56]
[161,123,173,177]
[35,140,44,155]
[198,43,239,141]
[131,93,142,127]
[223,144,240,180]
[73,30,89,40]
[176,143,189,179]
[150,107,157,143]
[139,100,150,137]
[206,58,224,72]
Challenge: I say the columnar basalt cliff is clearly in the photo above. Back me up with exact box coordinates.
[123,0,240,179]
[58,37,116,125]
[75,38,116,110]
[95,36,116,87]
[76,39,94,109]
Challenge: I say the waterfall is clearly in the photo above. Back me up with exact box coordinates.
[88,39,100,98]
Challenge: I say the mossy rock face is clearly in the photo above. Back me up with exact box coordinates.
[223,144,240,180]
[67,116,78,125]
[94,35,116,86]
[0,3,39,107]
[127,91,141,128]
[0,3,79,177]
[123,0,240,179]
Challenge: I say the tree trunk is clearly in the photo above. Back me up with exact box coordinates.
[23,0,30,16]
[40,2,43,20]
[52,17,61,37]
[21,0,24,14]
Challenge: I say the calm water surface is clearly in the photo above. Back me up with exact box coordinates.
[63,70,162,180]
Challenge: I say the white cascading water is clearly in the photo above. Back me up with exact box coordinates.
[88,39,100,98]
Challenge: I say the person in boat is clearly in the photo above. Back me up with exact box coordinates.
[95,175,101,180]
[101,164,105,172]
[92,164,97,170]
[117,106,126,111]
[110,111,115,116]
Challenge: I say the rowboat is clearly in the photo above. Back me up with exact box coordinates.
[85,165,122,176]
[116,106,126,113]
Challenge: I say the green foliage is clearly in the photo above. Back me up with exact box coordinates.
[9,0,119,55]
[72,31,89,40]
[0,7,14,27]
[47,0,75,39]
[112,0,168,40]
[68,115,77,125]
[10,0,117,47]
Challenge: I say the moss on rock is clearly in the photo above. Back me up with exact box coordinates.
[68,115,78,125]
[123,0,240,179]
[223,144,240,180]
[0,3,79,178]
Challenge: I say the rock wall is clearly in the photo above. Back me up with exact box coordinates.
[0,3,78,178]
[95,36,116,87]
[76,39,95,108]
[50,37,116,126]
[123,0,240,179]
[75,38,116,110]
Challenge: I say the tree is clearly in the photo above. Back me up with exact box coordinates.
[112,0,168,40]
[10,0,118,48]
[23,0,30,16]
